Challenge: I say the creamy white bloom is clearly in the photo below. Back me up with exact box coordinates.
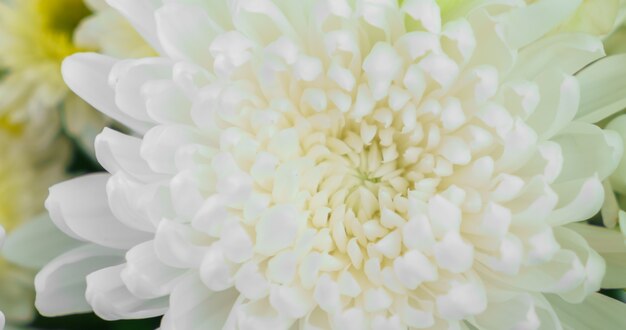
[35,0,626,329]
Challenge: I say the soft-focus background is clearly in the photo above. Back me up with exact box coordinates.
[0,0,160,328]
[1,0,626,329]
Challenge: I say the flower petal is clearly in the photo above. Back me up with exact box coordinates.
[576,54,626,123]
[160,273,238,330]
[154,219,208,269]
[552,122,622,182]
[155,3,220,67]
[568,223,626,288]
[86,264,169,320]
[497,0,581,50]
[106,0,164,53]
[473,292,557,330]
[607,114,626,195]
[548,177,605,226]
[546,293,626,329]
[62,53,152,133]
[552,227,605,303]
[112,58,174,122]
[510,33,603,80]
[106,172,169,232]
[46,174,151,249]
[95,128,164,182]
[121,240,187,299]
[140,125,207,174]
[35,244,123,316]
[526,73,579,140]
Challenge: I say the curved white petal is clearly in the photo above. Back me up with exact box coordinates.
[144,79,193,124]
[46,174,151,249]
[548,177,605,226]
[526,73,579,140]
[607,114,626,194]
[112,57,174,123]
[552,122,622,183]
[95,128,165,182]
[497,0,581,50]
[576,54,626,123]
[121,240,187,299]
[552,227,605,303]
[62,53,152,133]
[160,273,238,330]
[155,3,220,68]
[86,264,169,320]
[154,219,208,269]
[546,293,626,329]
[107,172,168,232]
[106,0,165,53]
[225,296,295,330]
[569,223,626,288]
[229,0,298,46]
[568,223,625,253]
[600,251,626,289]
[140,124,207,174]
[510,33,604,80]
[491,250,585,297]
[35,244,123,316]
[473,292,558,330]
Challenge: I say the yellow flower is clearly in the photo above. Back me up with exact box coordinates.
[0,0,89,71]
[0,123,68,324]
[0,0,156,325]
[0,0,89,122]
[0,0,153,154]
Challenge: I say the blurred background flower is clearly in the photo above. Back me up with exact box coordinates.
[0,124,68,325]
[0,0,152,156]
[0,0,154,328]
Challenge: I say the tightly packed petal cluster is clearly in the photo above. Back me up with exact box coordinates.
[40,0,626,329]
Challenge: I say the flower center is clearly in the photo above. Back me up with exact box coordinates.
[293,96,464,260]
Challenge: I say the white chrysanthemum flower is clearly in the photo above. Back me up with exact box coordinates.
[33,0,626,328]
